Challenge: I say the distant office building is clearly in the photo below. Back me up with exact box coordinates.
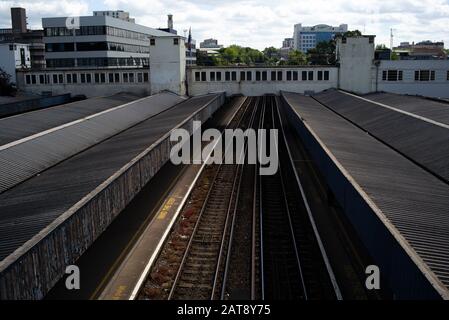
[0,8,45,69]
[280,37,294,60]
[93,10,135,23]
[200,38,223,49]
[42,14,175,68]
[0,43,31,83]
[293,23,348,53]
[395,41,446,60]
[282,37,294,49]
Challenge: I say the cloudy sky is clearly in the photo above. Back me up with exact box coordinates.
[1,0,448,50]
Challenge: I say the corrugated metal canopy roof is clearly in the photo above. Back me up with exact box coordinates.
[313,90,449,184]
[0,93,219,263]
[0,93,141,146]
[363,92,449,126]
[283,91,449,297]
[0,92,185,194]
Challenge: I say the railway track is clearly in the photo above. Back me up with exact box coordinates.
[168,98,257,300]
[219,97,262,300]
[137,97,255,300]
[259,96,341,300]
[137,95,342,300]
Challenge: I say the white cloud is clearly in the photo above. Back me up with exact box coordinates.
[0,0,89,29]
[1,0,448,49]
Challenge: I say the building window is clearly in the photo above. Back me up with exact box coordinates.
[382,70,403,81]
[240,71,246,81]
[67,74,72,84]
[95,73,100,83]
[415,70,435,81]
[108,73,114,83]
[115,73,120,83]
[39,75,45,84]
[216,72,222,81]
[46,58,75,68]
[143,73,149,82]
[318,71,323,81]
[53,74,58,84]
[277,71,283,81]
[308,71,314,81]
[26,75,31,84]
[293,71,298,81]
[195,72,201,81]
[128,73,133,83]
[137,73,143,83]
[173,38,179,45]
[150,38,156,46]
[86,74,92,83]
[72,74,78,84]
[302,71,307,81]
[201,71,206,81]
[256,71,261,81]
[271,71,276,81]
[324,71,329,81]
[59,74,64,83]
[247,71,252,81]
[287,71,292,81]
[262,71,267,81]
[231,71,237,81]
[210,72,216,81]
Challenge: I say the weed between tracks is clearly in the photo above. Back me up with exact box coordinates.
[138,165,219,300]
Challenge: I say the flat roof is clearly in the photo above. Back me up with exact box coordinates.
[42,16,176,38]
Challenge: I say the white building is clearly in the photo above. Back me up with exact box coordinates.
[0,43,31,84]
[17,32,186,97]
[376,59,449,97]
[149,35,186,95]
[93,11,135,23]
[293,23,348,53]
[42,15,174,68]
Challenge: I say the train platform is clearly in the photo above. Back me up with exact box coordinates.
[98,97,246,300]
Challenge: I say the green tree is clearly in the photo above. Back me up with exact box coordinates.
[343,30,363,37]
[262,46,280,65]
[0,68,17,96]
[287,50,308,65]
[308,40,336,65]
[391,51,400,60]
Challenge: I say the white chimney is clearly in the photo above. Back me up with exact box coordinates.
[168,14,173,29]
